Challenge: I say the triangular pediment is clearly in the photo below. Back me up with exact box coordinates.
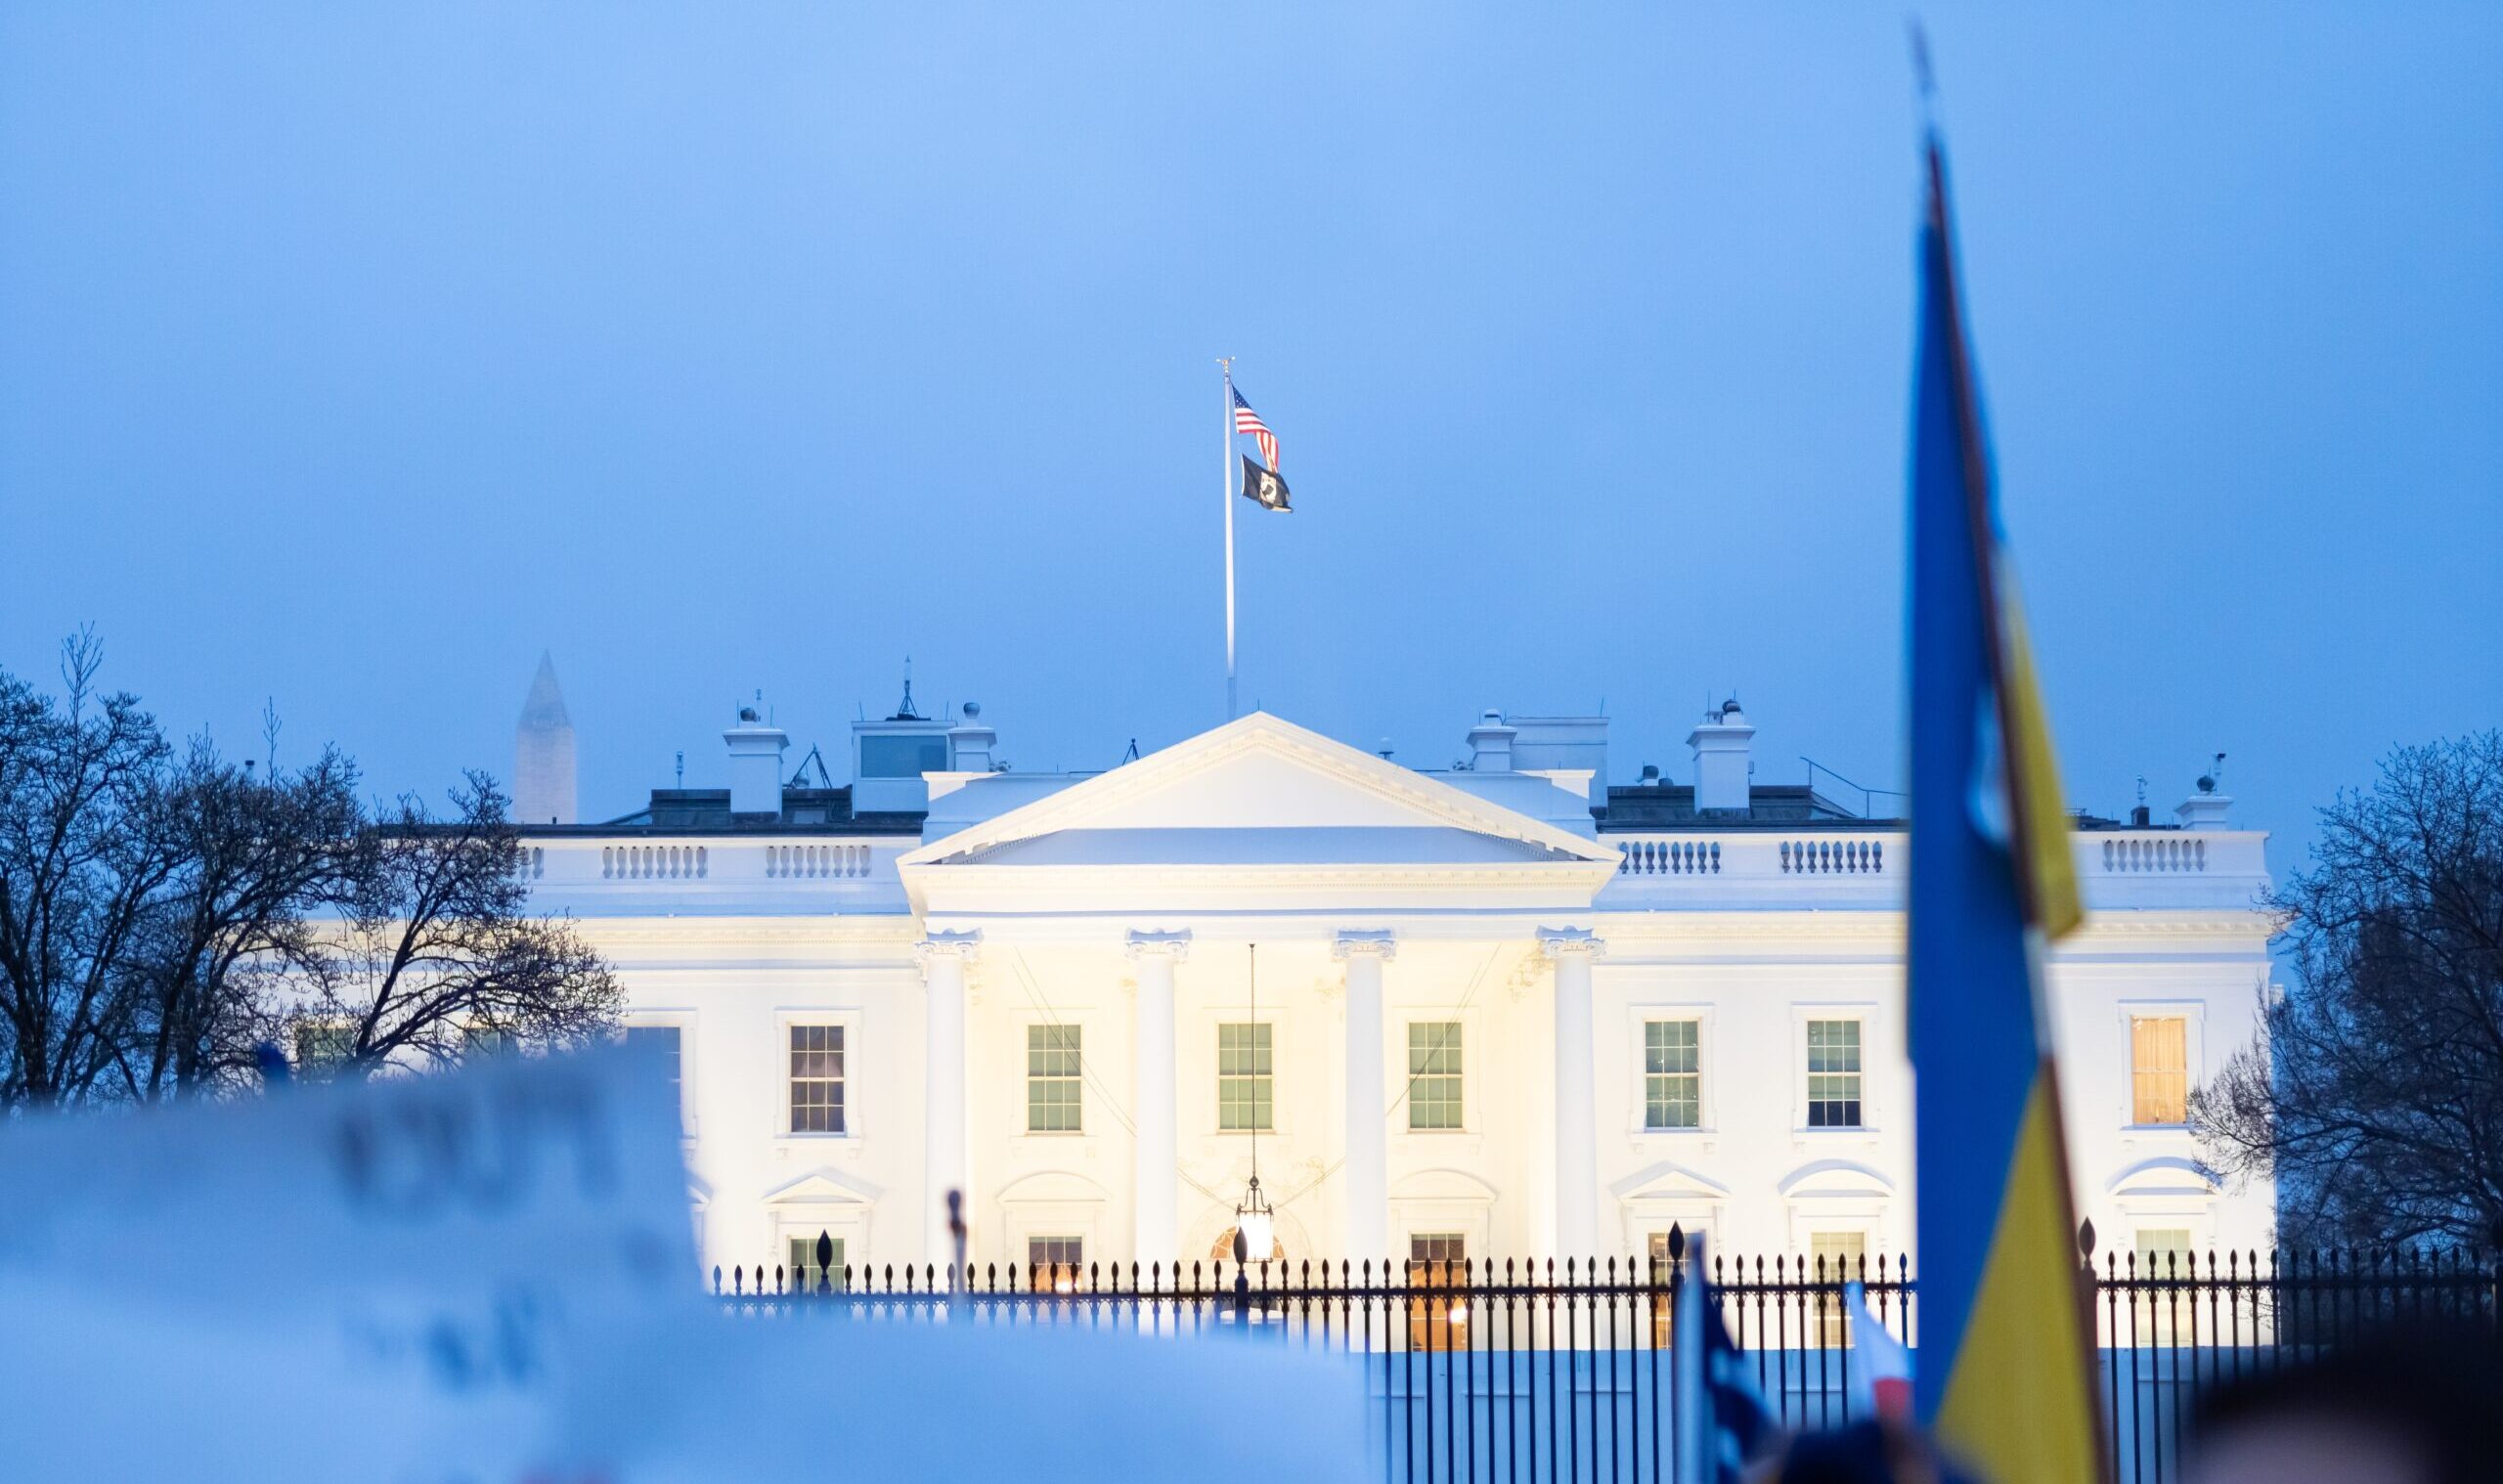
[906,713,1614,868]
[762,1168,882,1206]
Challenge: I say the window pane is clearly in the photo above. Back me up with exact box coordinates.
[1216,1022,1274,1132]
[1806,1021,1864,1127]
[2133,1227,2195,1339]
[1408,1023,1464,1130]
[860,734,948,778]
[1644,1020,1701,1129]
[1028,1024,1083,1132]
[2131,1017,2188,1124]
[788,1235,847,1292]
[788,1025,847,1134]
[1809,1232,1868,1347]
[1029,1236,1084,1291]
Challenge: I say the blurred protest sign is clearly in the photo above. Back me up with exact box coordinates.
[0,1045,1373,1483]
[0,1043,693,1481]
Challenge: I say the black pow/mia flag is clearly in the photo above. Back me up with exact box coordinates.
[1241,456,1293,512]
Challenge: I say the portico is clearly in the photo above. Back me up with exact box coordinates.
[895,713,1623,1271]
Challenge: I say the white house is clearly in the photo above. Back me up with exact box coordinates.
[511,674,2274,1288]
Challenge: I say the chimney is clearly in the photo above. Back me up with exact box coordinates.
[1687,698,1755,814]
[1466,709,1516,771]
[2175,754,2232,831]
[725,705,788,817]
[948,701,996,773]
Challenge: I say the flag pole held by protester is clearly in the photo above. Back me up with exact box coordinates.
[1905,86,2107,1484]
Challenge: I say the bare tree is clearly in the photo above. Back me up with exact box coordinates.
[291,771,619,1079]
[2195,732,2503,1247]
[111,738,361,1098]
[0,633,177,1106]
[0,637,618,1107]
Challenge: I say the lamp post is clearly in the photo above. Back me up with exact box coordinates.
[1233,943,1274,1323]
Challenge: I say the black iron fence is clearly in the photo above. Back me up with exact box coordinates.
[710,1234,2503,1484]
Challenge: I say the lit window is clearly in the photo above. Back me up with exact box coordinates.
[788,1233,847,1293]
[1029,1235,1085,1291]
[1810,1232,1868,1347]
[1645,1020,1701,1129]
[1217,1023,1273,1131]
[1028,1025,1083,1132]
[788,1025,846,1134]
[1806,1020,1863,1128]
[1647,1230,1681,1346]
[1408,1233,1468,1351]
[1407,1023,1464,1130]
[2130,1017,2188,1125]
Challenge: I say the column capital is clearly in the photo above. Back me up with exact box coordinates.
[1332,929,1397,962]
[1124,928,1193,961]
[1536,926,1603,960]
[915,928,984,966]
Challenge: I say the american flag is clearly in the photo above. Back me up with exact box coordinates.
[1232,386,1280,471]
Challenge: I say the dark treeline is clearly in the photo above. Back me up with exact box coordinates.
[0,631,618,1109]
[2197,731,2503,1249]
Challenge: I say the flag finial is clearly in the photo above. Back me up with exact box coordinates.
[1908,19,1939,134]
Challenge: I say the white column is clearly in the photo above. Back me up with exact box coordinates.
[1128,930,1190,1269]
[918,930,981,1272]
[1541,927,1603,1261]
[1335,931,1395,1268]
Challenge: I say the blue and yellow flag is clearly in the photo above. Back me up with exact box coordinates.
[1908,137,2100,1483]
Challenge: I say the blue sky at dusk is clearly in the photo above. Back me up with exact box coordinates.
[3,3,2496,860]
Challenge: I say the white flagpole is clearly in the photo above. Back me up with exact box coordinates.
[1220,357,1239,720]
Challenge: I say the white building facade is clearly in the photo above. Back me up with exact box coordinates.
[514,686,2273,1285]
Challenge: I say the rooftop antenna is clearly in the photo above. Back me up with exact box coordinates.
[897,657,919,720]
[2135,776,2148,808]
[676,750,685,789]
[1122,738,1140,764]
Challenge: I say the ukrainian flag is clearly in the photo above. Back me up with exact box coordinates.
[1908,135,2101,1484]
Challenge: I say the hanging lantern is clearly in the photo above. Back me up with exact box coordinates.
[1234,1172,1275,1262]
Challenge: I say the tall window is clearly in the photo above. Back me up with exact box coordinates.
[2134,1228,2194,1340]
[1029,1236,1084,1291]
[2134,1228,2192,1273]
[461,1021,512,1060]
[1644,1019,1701,1129]
[625,1025,684,1131]
[1810,1232,1868,1347]
[1216,1022,1274,1131]
[788,1234,847,1292]
[1647,1230,1682,1346]
[1408,1233,1468,1352]
[1028,1025,1083,1132]
[2130,1016,2188,1125]
[1806,1020,1863,1128]
[1408,1022,1464,1130]
[788,1025,846,1134]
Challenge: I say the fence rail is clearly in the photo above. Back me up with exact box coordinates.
[711,1237,2503,1484]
